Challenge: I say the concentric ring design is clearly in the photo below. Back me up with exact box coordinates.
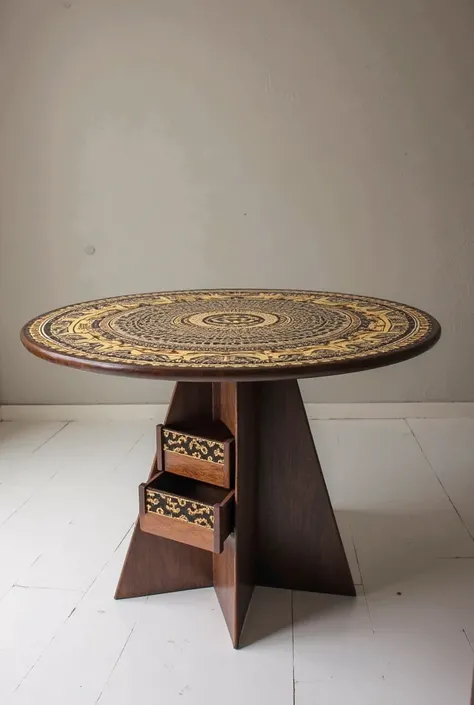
[21,289,439,374]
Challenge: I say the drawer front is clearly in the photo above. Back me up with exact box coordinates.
[158,426,233,488]
[162,429,225,464]
[139,472,234,554]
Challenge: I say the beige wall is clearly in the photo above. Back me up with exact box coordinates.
[1,0,473,404]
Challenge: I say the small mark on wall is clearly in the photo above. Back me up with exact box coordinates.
[84,245,96,255]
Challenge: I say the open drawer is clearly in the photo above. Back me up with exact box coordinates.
[139,472,234,553]
[157,423,234,488]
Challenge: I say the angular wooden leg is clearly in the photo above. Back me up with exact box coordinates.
[114,516,212,599]
[115,383,214,599]
[212,383,258,648]
[256,380,355,596]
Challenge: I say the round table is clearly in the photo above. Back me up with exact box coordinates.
[21,289,440,647]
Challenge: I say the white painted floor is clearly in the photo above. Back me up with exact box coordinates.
[0,417,473,704]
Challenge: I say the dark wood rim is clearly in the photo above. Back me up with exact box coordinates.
[20,315,441,382]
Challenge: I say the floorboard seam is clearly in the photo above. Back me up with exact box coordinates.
[462,629,474,654]
[32,421,70,453]
[405,419,474,541]
[95,623,136,704]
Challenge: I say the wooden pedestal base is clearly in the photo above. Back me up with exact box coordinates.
[115,380,355,647]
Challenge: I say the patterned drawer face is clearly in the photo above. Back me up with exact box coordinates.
[162,429,225,465]
[139,471,234,554]
[145,486,215,529]
[157,425,233,489]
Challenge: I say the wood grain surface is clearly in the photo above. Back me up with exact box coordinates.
[212,382,258,647]
[115,383,214,599]
[255,379,355,595]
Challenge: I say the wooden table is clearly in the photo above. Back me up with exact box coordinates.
[21,289,440,647]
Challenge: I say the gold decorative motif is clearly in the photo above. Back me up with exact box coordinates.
[22,290,439,371]
[145,487,214,528]
[162,429,225,464]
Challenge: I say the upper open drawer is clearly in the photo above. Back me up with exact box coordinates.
[157,423,234,488]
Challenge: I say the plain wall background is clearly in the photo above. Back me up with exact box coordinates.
[1,0,473,404]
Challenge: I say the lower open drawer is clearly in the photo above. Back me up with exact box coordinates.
[139,472,234,553]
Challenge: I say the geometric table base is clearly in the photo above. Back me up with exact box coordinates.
[115,380,355,648]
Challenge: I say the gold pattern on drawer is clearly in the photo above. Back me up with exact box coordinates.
[145,488,214,529]
[163,429,225,464]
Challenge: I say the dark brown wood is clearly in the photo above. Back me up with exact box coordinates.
[212,382,258,648]
[162,448,232,488]
[214,491,235,554]
[156,424,164,472]
[19,331,441,382]
[115,383,214,599]
[162,421,234,442]
[116,378,353,641]
[140,511,214,552]
[223,438,233,490]
[255,380,355,595]
[115,519,212,599]
[165,382,213,426]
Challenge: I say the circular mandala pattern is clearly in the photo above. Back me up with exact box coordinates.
[200,313,269,327]
[21,290,440,378]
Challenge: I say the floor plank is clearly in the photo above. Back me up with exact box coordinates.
[408,418,474,536]
[0,418,472,705]
[0,586,81,703]
[98,587,293,705]
[295,627,474,705]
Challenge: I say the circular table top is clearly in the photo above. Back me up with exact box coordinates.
[21,289,440,381]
